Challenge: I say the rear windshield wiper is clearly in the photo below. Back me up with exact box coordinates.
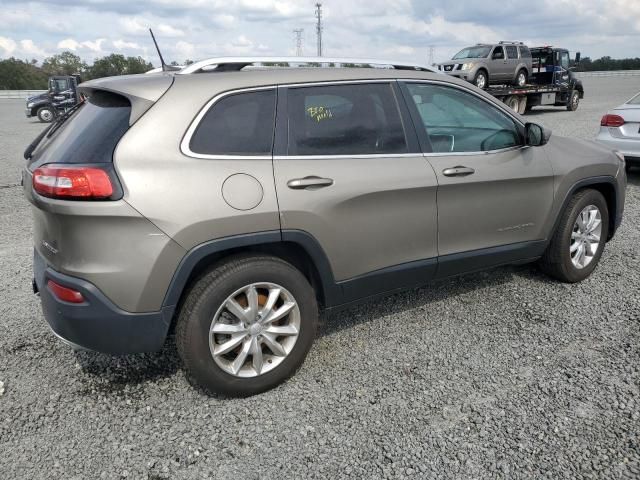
[46,100,85,139]
[23,100,85,160]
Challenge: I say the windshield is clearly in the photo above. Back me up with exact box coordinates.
[452,46,491,60]
[49,78,69,93]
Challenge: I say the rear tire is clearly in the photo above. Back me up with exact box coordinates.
[539,189,609,283]
[515,69,528,87]
[176,255,318,397]
[505,95,520,113]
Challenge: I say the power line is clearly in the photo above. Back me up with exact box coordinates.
[293,29,304,57]
[315,3,323,57]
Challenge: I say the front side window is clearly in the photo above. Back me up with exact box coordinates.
[405,83,521,153]
[189,89,276,156]
[492,46,505,59]
[560,52,570,70]
[505,46,518,59]
[287,83,408,155]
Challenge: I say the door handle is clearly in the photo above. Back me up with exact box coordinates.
[442,166,475,177]
[287,176,334,189]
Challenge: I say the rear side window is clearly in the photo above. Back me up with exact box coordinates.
[286,83,408,155]
[505,46,518,59]
[519,46,531,58]
[189,89,276,156]
[33,90,131,164]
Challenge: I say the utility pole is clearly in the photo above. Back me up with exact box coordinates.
[428,46,435,66]
[315,3,323,57]
[293,29,304,57]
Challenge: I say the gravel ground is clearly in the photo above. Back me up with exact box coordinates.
[1,77,639,479]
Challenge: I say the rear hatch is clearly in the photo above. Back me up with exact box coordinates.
[22,74,177,312]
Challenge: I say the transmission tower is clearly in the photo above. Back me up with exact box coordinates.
[428,46,435,66]
[315,3,323,57]
[293,29,304,57]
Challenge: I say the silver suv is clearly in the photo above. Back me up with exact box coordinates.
[438,42,533,89]
[24,57,626,396]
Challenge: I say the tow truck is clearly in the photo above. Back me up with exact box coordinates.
[484,47,584,114]
[25,75,82,123]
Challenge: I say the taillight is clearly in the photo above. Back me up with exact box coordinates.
[32,165,113,199]
[601,114,625,127]
[47,280,85,303]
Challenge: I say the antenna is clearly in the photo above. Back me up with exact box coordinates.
[315,3,323,57]
[293,29,304,57]
[149,28,168,71]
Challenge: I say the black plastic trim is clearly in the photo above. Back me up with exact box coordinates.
[436,240,547,279]
[34,250,172,354]
[162,231,283,308]
[338,257,437,304]
[551,175,620,240]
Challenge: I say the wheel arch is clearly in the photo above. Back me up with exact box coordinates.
[551,177,619,243]
[162,230,341,316]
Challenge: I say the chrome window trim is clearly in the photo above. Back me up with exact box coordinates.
[180,85,277,160]
[181,78,527,160]
[274,153,422,161]
[423,145,525,157]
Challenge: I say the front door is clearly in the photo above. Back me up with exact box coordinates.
[272,82,439,300]
[400,81,555,273]
[490,46,509,81]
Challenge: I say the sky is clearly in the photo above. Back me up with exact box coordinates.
[0,0,639,66]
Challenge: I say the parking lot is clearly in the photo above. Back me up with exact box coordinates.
[1,76,639,479]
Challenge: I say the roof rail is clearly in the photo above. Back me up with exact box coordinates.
[498,41,524,45]
[177,56,439,75]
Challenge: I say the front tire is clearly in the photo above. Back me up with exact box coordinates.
[567,90,580,111]
[36,106,55,123]
[176,255,318,397]
[473,70,488,89]
[539,189,609,283]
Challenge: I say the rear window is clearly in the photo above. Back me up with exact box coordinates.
[189,89,276,156]
[33,90,131,164]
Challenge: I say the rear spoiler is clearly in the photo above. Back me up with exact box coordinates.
[79,74,175,124]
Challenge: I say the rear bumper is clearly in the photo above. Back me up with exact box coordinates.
[595,130,640,159]
[33,250,174,354]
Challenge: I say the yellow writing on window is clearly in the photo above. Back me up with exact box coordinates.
[306,106,333,122]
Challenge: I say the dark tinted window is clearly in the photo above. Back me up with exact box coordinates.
[519,46,531,58]
[505,46,518,59]
[287,83,407,155]
[32,90,131,164]
[190,89,276,155]
[492,46,504,58]
[406,83,521,153]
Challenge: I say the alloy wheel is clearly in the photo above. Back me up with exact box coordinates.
[570,205,602,269]
[209,283,301,377]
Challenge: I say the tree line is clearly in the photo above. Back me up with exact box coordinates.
[0,51,157,89]
[575,56,640,72]
[1,50,640,89]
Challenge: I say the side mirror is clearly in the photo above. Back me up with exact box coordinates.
[525,123,551,146]
[575,52,581,63]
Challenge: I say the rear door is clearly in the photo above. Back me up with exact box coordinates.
[400,81,555,274]
[505,45,519,79]
[272,81,439,300]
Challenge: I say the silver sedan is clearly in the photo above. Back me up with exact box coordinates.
[596,91,640,171]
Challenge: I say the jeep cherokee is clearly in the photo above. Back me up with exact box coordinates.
[23,57,626,396]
